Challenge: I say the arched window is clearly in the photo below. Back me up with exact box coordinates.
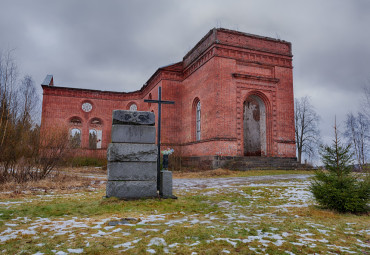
[196,101,201,141]
[70,128,81,148]
[129,103,137,111]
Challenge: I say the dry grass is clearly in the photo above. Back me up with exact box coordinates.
[0,172,104,199]
[61,166,107,175]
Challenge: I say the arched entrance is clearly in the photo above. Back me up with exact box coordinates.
[243,95,266,156]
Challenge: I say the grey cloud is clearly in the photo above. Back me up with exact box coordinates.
[1,0,370,153]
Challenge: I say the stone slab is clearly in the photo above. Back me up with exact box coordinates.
[106,180,157,199]
[107,143,157,162]
[111,125,155,144]
[160,170,173,197]
[112,110,155,126]
[108,161,156,181]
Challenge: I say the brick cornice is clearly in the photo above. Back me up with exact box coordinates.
[215,45,292,68]
[139,67,183,96]
[183,47,215,79]
[232,73,280,83]
[42,85,142,100]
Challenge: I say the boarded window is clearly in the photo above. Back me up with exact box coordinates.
[70,128,81,148]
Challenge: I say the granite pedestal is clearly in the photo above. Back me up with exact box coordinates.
[106,110,158,199]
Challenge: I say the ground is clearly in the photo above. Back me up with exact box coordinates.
[0,168,369,254]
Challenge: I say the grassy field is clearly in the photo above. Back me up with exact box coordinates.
[0,169,368,254]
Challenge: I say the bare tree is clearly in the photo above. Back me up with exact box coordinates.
[295,96,321,164]
[0,50,18,148]
[345,112,369,170]
[18,75,40,126]
[362,84,370,120]
[0,49,67,183]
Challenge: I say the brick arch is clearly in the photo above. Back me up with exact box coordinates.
[243,91,271,111]
[68,116,83,126]
[89,117,103,126]
[242,91,273,156]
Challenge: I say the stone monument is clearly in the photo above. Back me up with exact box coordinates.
[106,110,158,199]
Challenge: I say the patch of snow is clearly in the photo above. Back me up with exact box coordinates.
[5,223,18,227]
[148,237,167,246]
[114,238,141,250]
[213,238,239,247]
[285,252,296,255]
[0,201,24,206]
[139,214,167,224]
[168,243,179,248]
[136,228,160,233]
[91,230,107,237]
[188,241,200,246]
[67,248,84,254]
[54,251,67,255]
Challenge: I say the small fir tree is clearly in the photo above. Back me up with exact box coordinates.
[310,121,370,213]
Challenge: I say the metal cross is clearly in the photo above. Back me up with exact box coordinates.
[144,86,174,195]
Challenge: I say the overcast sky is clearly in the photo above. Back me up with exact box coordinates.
[1,0,369,157]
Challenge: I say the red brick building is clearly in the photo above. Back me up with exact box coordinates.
[41,28,296,167]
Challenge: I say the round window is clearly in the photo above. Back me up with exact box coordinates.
[82,102,92,112]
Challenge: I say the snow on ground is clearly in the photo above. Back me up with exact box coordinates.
[0,174,369,254]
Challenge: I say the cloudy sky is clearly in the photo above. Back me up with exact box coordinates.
[1,0,369,152]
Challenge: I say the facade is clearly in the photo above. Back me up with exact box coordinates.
[41,28,296,163]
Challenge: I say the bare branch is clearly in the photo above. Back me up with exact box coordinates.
[295,96,321,164]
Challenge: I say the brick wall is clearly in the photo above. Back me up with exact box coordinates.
[41,28,296,159]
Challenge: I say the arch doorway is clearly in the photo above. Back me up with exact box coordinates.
[243,95,266,156]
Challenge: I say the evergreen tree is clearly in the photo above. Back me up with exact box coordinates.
[310,121,370,213]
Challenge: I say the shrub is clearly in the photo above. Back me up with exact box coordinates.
[310,123,370,213]
[0,125,71,183]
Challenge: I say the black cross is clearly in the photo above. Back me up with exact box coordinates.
[144,86,174,195]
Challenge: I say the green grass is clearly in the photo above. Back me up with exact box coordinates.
[0,175,369,254]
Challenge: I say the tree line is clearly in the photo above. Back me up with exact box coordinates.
[295,87,370,170]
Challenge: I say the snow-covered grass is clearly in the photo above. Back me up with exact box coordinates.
[0,173,368,254]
